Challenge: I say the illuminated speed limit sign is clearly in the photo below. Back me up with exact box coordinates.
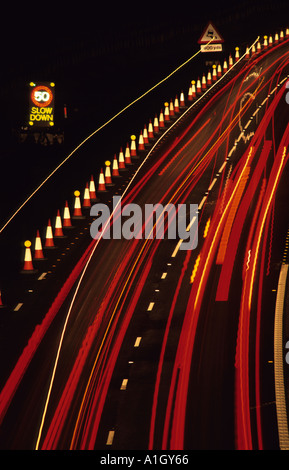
[28,82,55,127]
[31,85,54,107]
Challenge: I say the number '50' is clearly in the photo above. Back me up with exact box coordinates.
[34,91,50,102]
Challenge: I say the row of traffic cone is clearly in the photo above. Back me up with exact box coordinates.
[17,27,289,276]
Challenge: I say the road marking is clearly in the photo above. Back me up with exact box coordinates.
[218,161,227,173]
[147,302,155,311]
[161,272,167,279]
[14,303,23,311]
[120,379,128,390]
[208,178,217,191]
[106,430,115,445]
[134,337,142,347]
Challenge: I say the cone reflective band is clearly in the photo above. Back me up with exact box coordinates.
[28,82,55,127]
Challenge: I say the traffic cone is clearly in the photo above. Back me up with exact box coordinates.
[169,99,175,116]
[286,28,289,38]
[105,162,113,185]
[83,182,91,208]
[54,209,65,236]
[196,78,202,94]
[257,41,261,53]
[174,95,180,113]
[217,64,222,77]
[223,59,228,73]
[274,33,279,44]
[112,154,120,177]
[125,143,132,164]
[164,102,170,121]
[269,36,273,47]
[22,240,37,272]
[263,36,268,49]
[130,135,137,157]
[229,55,233,68]
[207,71,212,86]
[63,201,73,227]
[73,190,84,217]
[138,131,145,151]
[188,85,193,101]
[251,44,256,55]
[34,229,45,259]
[89,175,97,201]
[143,124,149,144]
[146,119,152,139]
[201,74,206,91]
[159,109,165,128]
[45,219,55,247]
[180,91,185,107]
[97,169,107,192]
[191,81,196,98]
[245,46,250,59]
[153,114,160,133]
[235,47,240,61]
[118,148,126,170]
[280,30,284,41]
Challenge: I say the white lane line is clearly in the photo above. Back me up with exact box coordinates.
[106,430,115,445]
[134,337,142,347]
[120,379,128,390]
[147,302,155,311]
[38,272,47,280]
[161,272,167,279]
[208,178,217,191]
[14,303,23,311]
[218,161,227,173]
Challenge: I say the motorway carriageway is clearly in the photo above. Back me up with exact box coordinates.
[1,35,289,450]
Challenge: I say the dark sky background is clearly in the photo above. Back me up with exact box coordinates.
[0,0,288,143]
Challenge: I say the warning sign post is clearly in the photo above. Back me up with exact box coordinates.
[198,21,224,52]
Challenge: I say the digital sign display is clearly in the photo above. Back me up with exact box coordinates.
[28,82,55,127]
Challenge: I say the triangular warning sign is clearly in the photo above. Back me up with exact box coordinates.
[198,22,224,44]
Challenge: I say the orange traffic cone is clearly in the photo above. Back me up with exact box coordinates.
[153,114,160,133]
[138,131,145,151]
[125,143,132,165]
[217,64,222,77]
[73,190,84,217]
[143,124,149,144]
[164,102,170,121]
[212,65,217,81]
[169,99,175,116]
[45,219,55,247]
[148,119,154,139]
[89,175,97,201]
[201,74,206,91]
[223,59,228,73]
[207,71,212,86]
[118,148,126,170]
[63,201,73,227]
[22,240,37,272]
[83,182,91,208]
[180,91,185,107]
[229,54,233,68]
[196,78,202,94]
[97,169,107,192]
[191,81,196,98]
[34,230,45,259]
[174,95,180,113]
[112,154,120,177]
[105,162,113,186]
[130,135,137,157]
[159,109,165,128]
[54,210,65,237]
[235,47,240,62]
